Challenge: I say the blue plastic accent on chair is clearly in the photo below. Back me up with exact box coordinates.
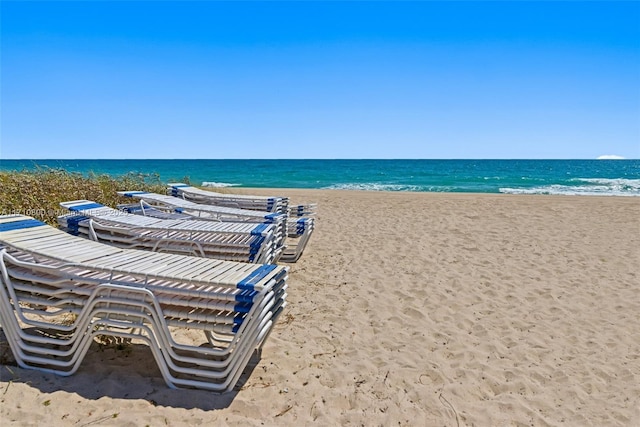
[65,215,90,235]
[235,290,258,303]
[251,223,269,236]
[0,219,45,232]
[122,191,149,197]
[67,202,104,211]
[249,236,265,250]
[237,264,278,291]
[233,303,252,314]
[233,313,245,325]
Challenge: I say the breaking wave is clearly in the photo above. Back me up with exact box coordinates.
[500,178,640,196]
[322,183,455,192]
[201,181,241,188]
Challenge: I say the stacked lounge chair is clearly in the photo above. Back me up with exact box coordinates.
[118,201,195,221]
[168,183,317,219]
[57,200,282,264]
[118,191,287,248]
[281,216,316,262]
[119,196,316,263]
[0,214,288,392]
[168,183,289,214]
[117,201,314,262]
[165,185,317,262]
[288,202,318,218]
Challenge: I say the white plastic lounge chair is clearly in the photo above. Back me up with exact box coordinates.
[288,203,318,218]
[168,183,289,214]
[118,201,314,263]
[119,191,284,223]
[281,217,315,262]
[119,191,287,246]
[167,183,317,218]
[58,200,279,264]
[118,201,194,220]
[0,214,288,392]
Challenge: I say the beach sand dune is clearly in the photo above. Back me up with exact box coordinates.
[1,190,638,426]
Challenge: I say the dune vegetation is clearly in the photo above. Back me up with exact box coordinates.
[0,168,172,225]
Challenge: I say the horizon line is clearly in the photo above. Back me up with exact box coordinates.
[0,157,636,161]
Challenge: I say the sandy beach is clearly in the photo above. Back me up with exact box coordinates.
[1,189,638,426]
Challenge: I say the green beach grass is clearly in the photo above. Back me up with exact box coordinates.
[0,169,168,225]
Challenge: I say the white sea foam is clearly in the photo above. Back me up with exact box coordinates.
[323,183,453,192]
[577,178,640,187]
[201,181,241,188]
[500,178,640,196]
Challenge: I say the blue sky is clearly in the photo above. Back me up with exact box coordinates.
[1,1,639,159]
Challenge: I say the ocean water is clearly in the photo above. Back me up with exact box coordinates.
[1,159,639,196]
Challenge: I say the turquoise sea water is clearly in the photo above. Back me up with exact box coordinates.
[1,159,639,196]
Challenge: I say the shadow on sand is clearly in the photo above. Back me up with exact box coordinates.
[0,331,262,411]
